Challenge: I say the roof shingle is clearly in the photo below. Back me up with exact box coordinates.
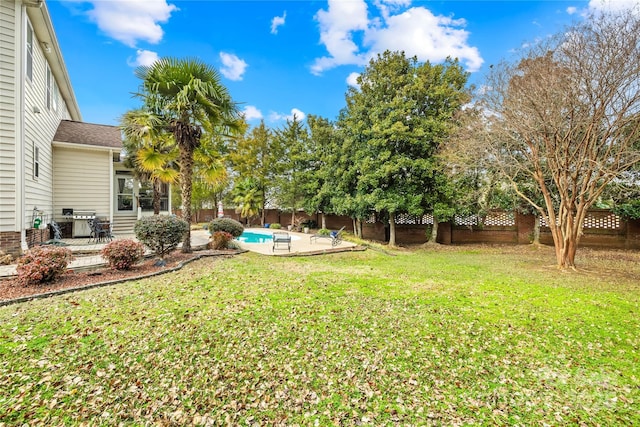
[53,120,121,149]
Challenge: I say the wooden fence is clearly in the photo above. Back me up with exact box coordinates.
[189,208,640,250]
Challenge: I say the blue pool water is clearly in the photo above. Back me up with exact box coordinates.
[237,229,300,244]
[237,230,274,244]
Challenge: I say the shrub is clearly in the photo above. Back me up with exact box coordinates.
[209,217,244,238]
[16,246,73,285]
[317,228,331,236]
[269,223,282,229]
[0,250,13,265]
[134,215,189,258]
[101,239,145,270]
[302,219,318,229]
[613,200,640,220]
[209,231,234,250]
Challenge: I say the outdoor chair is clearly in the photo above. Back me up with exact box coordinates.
[310,226,345,247]
[272,231,291,252]
[88,219,113,243]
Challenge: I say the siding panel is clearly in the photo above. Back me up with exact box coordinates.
[0,0,16,232]
[53,147,111,223]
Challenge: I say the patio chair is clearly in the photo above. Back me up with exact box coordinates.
[310,226,345,247]
[88,219,113,243]
[272,231,291,252]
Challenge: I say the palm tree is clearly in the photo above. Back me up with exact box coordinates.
[120,110,179,215]
[134,58,240,252]
[232,177,263,225]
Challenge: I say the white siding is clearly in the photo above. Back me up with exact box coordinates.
[53,146,111,222]
[0,0,16,232]
[23,14,71,230]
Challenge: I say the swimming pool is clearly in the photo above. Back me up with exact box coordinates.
[237,229,300,244]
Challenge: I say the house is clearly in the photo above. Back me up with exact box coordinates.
[0,0,170,256]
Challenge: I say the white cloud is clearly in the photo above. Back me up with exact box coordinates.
[346,72,360,87]
[85,0,177,47]
[242,105,263,121]
[127,49,160,67]
[588,0,640,13]
[311,0,370,75]
[269,108,306,122]
[312,0,484,74]
[219,52,248,81]
[271,11,286,34]
[566,6,578,14]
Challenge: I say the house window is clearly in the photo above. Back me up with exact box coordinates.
[33,145,39,179]
[26,20,33,81]
[46,64,58,111]
[117,176,134,211]
[139,182,169,212]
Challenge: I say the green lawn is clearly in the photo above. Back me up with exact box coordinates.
[1,246,638,425]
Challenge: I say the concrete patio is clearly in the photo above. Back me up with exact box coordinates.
[0,228,358,279]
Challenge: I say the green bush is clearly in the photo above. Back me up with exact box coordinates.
[209,231,234,250]
[613,200,640,220]
[16,246,73,285]
[134,215,189,258]
[317,228,331,236]
[302,219,318,229]
[269,223,282,229]
[209,217,244,238]
[101,239,145,270]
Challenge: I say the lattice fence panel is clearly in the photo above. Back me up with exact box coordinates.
[454,214,479,226]
[583,212,621,229]
[395,213,434,225]
[365,213,377,224]
[484,211,515,227]
[539,212,621,229]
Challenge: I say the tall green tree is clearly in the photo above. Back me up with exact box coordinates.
[274,116,310,226]
[338,51,470,245]
[228,121,284,225]
[304,114,339,229]
[134,57,240,252]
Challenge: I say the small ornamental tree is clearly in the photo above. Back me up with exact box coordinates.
[101,239,145,270]
[209,231,234,250]
[134,215,189,260]
[16,246,73,285]
[209,217,244,238]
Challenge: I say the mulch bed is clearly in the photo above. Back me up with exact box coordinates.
[0,249,241,306]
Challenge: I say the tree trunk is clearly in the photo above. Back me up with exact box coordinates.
[532,215,540,246]
[261,190,266,226]
[153,179,161,215]
[389,212,397,247]
[429,216,439,243]
[180,146,194,253]
[546,204,586,269]
[321,213,326,229]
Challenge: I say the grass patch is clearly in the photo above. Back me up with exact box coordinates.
[0,246,638,425]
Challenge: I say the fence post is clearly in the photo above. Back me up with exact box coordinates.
[516,212,535,244]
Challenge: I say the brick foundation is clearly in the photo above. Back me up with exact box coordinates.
[0,231,22,257]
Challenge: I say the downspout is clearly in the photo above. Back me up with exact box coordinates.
[109,150,114,222]
[17,1,27,251]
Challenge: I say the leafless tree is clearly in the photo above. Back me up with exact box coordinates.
[479,10,640,269]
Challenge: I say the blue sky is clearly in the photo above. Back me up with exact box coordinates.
[47,0,637,128]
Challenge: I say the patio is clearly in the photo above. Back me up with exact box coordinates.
[235,229,357,255]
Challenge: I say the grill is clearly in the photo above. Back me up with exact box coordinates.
[72,210,96,237]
